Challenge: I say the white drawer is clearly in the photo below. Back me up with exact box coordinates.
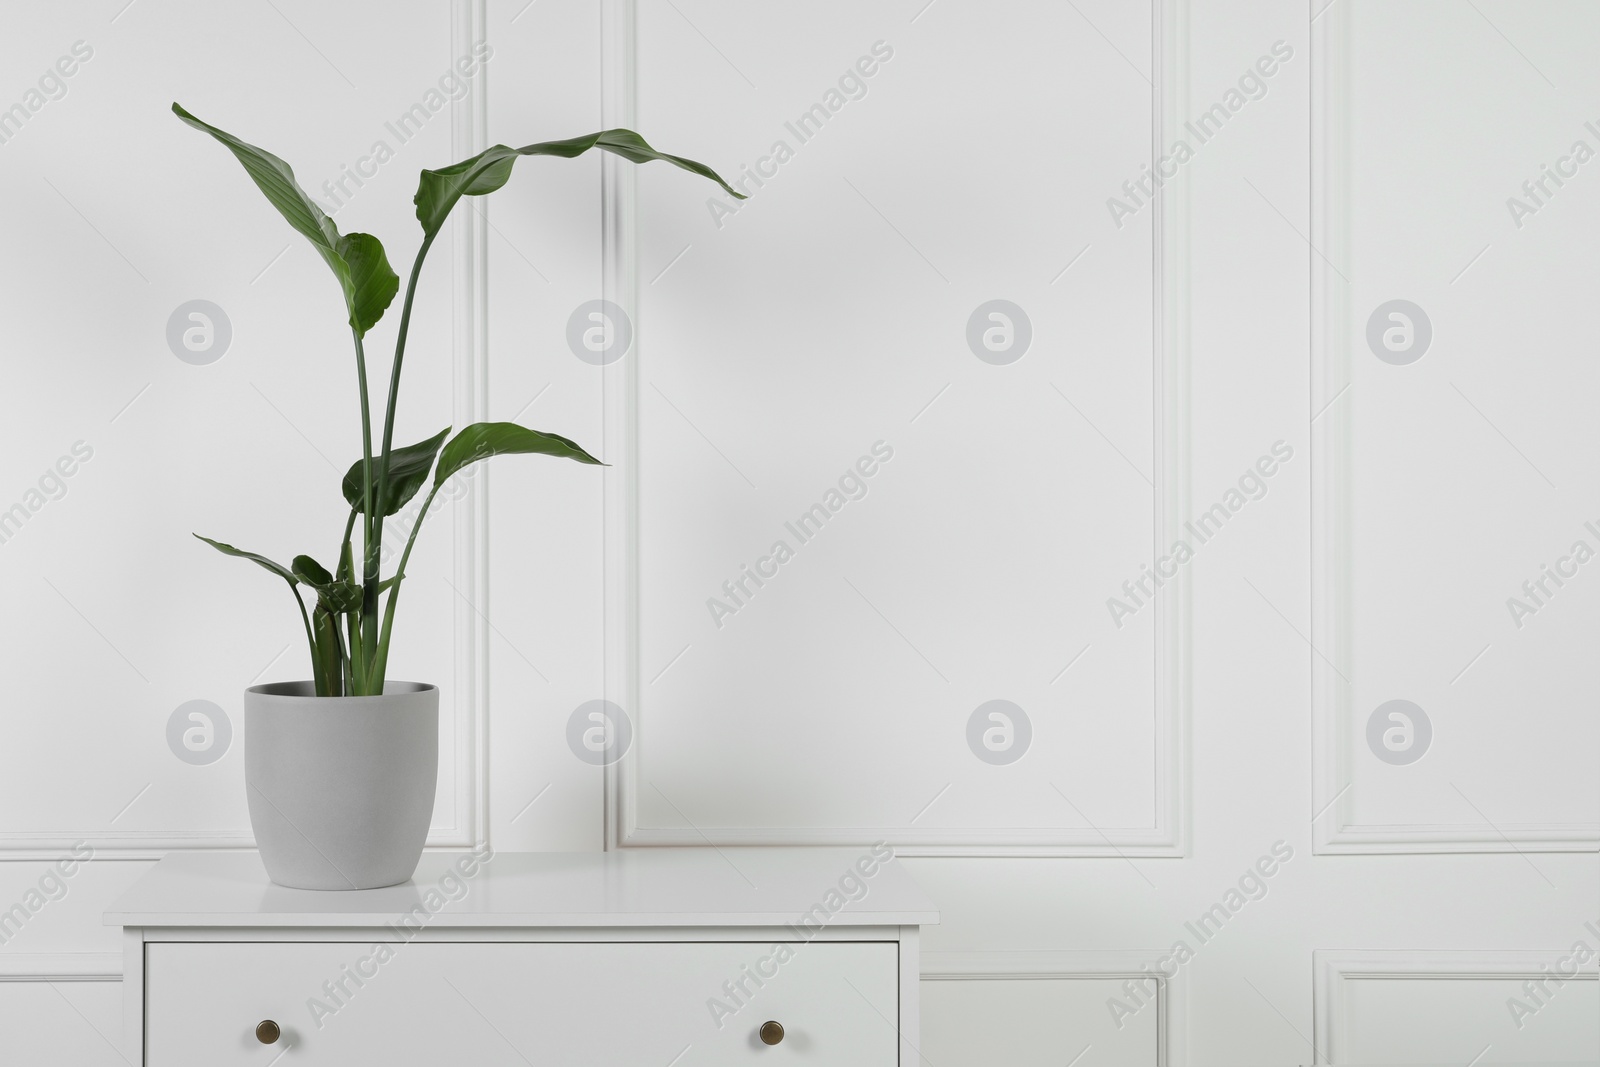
[146,940,900,1065]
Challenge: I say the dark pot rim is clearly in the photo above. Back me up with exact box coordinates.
[245,680,438,700]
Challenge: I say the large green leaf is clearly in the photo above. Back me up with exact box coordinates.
[291,555,362,614]
[415,129,746,241]
[173,103,399,337]
[342,427,450,516]
[195,534,298,583]
[434,422,604,487]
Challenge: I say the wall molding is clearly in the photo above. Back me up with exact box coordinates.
[1307,2,1599,857]
[600,0,639,855]
[603,0,1190,857]
[448,0,492,855]
[0,0,490,861]
[1313,948,1600,1064]
[0,954,121,981]
[923,950,1187,1066]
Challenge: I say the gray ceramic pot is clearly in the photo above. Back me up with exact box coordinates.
[243,681,438,890]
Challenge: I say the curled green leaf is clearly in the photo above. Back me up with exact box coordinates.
[415,129,745,242]
[292,554,362,614]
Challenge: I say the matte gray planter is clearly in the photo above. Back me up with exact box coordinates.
[244,681,438,890]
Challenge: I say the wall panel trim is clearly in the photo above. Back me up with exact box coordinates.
[1313,949,1600,1064]
[923,949,1187,1066]
[1308,1,1600,856]
[0,954,121,982]
[603,0,1191,858]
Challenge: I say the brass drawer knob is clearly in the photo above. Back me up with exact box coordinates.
[759,1020,784,1045]
[256,1019,281,1045]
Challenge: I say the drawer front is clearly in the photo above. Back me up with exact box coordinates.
[146,940,899,1065]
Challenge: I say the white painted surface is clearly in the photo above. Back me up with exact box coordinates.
[1311,0,1600,854]
[115,850,922,1065]
[146,940,899,1065]
[0,0,1595,1063]
[1316,950,1600,1065]
[0,978,122,1065]
[105,848,935,928]
[924,978,1156,1067]
[617,0,1171,854]
[1340,978,1599,1065]
[0,0,476,857]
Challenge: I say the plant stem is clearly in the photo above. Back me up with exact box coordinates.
[368,479,443,688]
[378,234,437,491]
[352,326,379,692]
[341,629,355,693]
[337,507,359,572]
[312,605,344,698]
[346,612,362,691]
[285,579,323,695]
[337,509,362,693]
[367,232,438,692]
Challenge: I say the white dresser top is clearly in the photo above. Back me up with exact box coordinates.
[105,849,937,929]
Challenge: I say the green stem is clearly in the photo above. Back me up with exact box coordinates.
[337,509,362,693]
[285,578,323,695]
[367,233,438,693]
[346,612,362,692]
[337,507,359,571]
[377,234,438,498]
[312,605,344,698]
[341,624,355,693]
[368,479,443,688]
[352,327,379,688]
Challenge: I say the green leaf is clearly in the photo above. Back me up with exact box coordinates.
[434,422,604,488]
[320,585,363,614]
[290,554,335,586]
[311,605,344,697]
[414,129,747,241]
[335,232,401,338]
[292,555,362,614]
[195,534,298,583]
[173,103,399,337]
[342,428,450,516]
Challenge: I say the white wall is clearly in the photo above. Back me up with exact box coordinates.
[0,1,1595,1063]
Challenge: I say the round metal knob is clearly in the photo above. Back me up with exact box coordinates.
[256,1020,281,1045]
[759,1020,784,1045]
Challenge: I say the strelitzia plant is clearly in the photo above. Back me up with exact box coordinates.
[176,103,741,697]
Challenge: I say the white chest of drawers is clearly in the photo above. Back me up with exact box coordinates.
[105,847,936,1065]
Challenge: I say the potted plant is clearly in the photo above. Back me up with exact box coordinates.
[176,102,740,890]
